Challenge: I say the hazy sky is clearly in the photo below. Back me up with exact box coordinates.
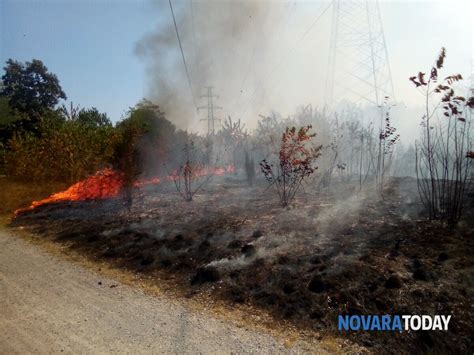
[1,0,472,137]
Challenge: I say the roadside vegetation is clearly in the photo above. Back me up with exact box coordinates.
[1,49,473,219]
[2,49,474,353]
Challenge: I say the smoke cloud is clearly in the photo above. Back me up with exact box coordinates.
[135,0,472,142]
[135,1,331,132]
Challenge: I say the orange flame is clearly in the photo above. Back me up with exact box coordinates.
[208,164,236,176]
[16,165,236,214]
[15,168,124,214]
[134,177,161,188]
[167,164,236,180]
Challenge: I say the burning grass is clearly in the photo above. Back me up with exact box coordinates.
[15,168,124,213]
[15,165,236,214]
[10,176,474,353]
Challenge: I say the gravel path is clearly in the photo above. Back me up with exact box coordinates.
[0,228,322,353]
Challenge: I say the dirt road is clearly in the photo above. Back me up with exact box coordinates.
[0,228,325,353]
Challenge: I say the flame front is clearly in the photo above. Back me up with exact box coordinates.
[15,168,124,214]
[16,165,236,214]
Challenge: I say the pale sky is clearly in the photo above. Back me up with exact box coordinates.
[1,0,473,140]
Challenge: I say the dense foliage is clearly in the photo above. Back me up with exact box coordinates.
[0,59,180,186]
[1,59,66,136]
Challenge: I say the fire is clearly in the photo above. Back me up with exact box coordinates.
[16,168,124,214]
[16,165,236,214]
[167,164,236,180]
[134,177,161,188]
[207,164,236,176]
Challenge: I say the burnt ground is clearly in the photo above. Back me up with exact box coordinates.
[11,176,474,354]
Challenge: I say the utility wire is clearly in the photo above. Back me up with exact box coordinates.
[300,0,334,40]
[254,1,334,112]
[169,0,199,115]
[236,0,334,120]
[230,1,298,119]
[189,0,199,68]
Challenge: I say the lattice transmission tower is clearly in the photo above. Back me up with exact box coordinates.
[325,0,395,107]
[198,86,222,135]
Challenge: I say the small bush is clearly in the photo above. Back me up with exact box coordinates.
[171,141,210,202]
[260,125,321,206]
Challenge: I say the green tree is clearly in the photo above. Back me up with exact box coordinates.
[128,100,177,174]
[4,117,116,183]
[1,59,66,128]
[0,96,25,143]
[113,112,148,208]
[77,107,111,128]
[59,103,112,128]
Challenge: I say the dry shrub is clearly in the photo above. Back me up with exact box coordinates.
[260,125,322,206]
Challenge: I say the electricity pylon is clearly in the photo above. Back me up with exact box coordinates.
[325,0,395,107]
[198,86,222,135]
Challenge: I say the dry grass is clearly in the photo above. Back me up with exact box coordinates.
[0,176,67,216]
[11,177,474,353]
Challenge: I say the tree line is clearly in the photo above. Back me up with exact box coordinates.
[0,58,187,184]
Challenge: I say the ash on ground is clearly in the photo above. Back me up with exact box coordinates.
[12,176,474,353]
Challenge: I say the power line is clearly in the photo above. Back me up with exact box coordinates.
[189,0,199,68]
[230,1,299,119]
[229,21,259,119]
[300,1,334,40]
[236,1,333,120]
[168,0,199,115]
[236,1,334,120]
